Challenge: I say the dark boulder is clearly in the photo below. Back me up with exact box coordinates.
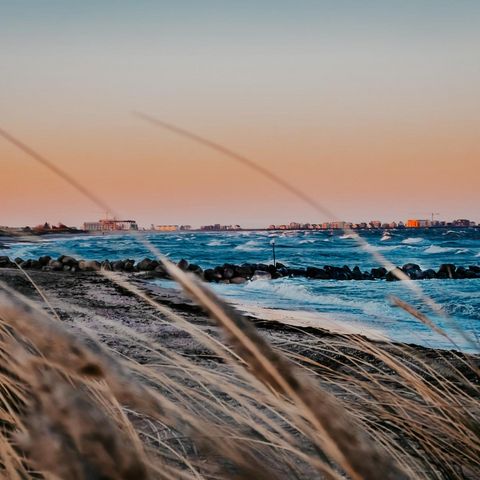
[19,259,32,269]
[402,263,421,272]
[352,266,363,280]
[235,264,253,278]
[222,266,235,280]
[187,263,203,278]
[112,260,125,271]
[61,256,78,268]
[48,260,64,271]
[306,266,329,279]
[78,260,100,271]
[137,258,155,271]
[101,260,112,271]
[203,269,216,282]
[386,268,402,281]
[371,267,387,279]
[38,255,51,267]
[124,259,135,272]
[277,266,289,277]
[437,264,456,279]
[454,266,467,279]
[287,268,306,277]
[177,259,189,271]
[421,269,437,279]
[402,263,422,279]
[267,264,278,275]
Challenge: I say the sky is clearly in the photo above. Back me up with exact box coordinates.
[1,1,479,228]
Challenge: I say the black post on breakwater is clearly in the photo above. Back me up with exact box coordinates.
[271,239,276,267]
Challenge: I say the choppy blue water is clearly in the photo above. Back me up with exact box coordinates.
[3,228,480,352]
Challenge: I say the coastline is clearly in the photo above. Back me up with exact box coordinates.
[1,267,476,361]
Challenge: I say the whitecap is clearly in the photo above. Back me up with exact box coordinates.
[207,240,224,247]
[234,240,262,252]
[455,249,469,255]
[339,233,358,240]
[299,239,315,244]
[243,280,319,303]
[380,234,391,241]
[402,237,424,244]
[363,244,401,252]
[424,245,456,254]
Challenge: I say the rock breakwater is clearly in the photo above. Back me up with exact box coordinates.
[1,255,479,283]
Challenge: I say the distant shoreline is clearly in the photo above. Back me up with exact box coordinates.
[1,225,478,246]
[4,225,480,235]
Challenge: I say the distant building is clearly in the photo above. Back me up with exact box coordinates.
[452,219,474,227]
[369,220,382,229]
[200,224,241,231]
[84,218,138,232]
[406,219,430,228]
[155,225,178,231]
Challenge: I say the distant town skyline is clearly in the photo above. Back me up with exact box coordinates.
[1,216,477,233]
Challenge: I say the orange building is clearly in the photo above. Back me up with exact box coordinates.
[406,219,429,228]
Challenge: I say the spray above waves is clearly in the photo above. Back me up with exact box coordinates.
[233,240,262,252]
[207,239,225,247]
[402,237,424,244]
[339,233,359,240]
[424,245,456,254]
[362,244,401,252]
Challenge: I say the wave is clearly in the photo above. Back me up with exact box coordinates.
[424,245,456,254]
[455,248,469,255]
[234,240,262,252]
[207,240,224,247]
[363,244,401,252]
[402,237,424,244]
[243,279,321,303]
[339,233,359,240]
[299,239,315,244]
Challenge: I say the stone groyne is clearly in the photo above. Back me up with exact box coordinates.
[1,255,479,283]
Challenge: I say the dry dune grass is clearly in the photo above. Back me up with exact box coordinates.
[0,265,478,479]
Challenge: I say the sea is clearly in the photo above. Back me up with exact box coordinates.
[3,228,480,353]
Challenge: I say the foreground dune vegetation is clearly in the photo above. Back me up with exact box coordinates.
[0,259,478,479]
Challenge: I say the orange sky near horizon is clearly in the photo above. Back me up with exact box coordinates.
[1,1,479,227]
